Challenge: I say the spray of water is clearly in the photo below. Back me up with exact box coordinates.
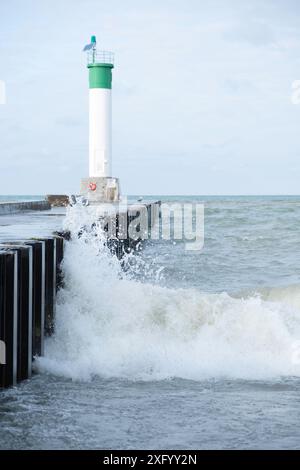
[36,204,300,381]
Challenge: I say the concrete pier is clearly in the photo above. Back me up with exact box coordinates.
[0,200,50,216]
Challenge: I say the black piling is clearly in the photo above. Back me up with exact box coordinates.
[55,235,64,290]
[12,244,33,382]
[24,241,46,357]
[34,238,57,337]
[0,236,64,389]
[0,251,18,388]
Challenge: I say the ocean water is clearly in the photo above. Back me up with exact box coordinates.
[1,195,300,449]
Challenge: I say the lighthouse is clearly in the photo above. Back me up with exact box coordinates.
[81,35,120,203]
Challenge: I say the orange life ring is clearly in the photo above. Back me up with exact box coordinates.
[89,182,97,191]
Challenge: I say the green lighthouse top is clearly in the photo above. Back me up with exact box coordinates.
[83,35,114,68]
[83,35,114,89]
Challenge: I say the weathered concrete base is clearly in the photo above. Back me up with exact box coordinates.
[80,177,120,203]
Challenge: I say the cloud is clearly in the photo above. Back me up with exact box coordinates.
[223,19,275,46]
[223,78,258,95]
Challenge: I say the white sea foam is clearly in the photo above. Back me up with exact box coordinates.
[36,204,300,381]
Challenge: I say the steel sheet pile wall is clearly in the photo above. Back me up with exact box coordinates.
[0,236,63,388]
[106,201,161,259]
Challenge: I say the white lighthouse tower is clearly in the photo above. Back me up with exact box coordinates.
[81,35,120,202]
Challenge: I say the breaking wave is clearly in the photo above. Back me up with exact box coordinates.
[36,205,300,381]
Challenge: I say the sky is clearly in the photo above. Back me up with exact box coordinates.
[0,0,300,195]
